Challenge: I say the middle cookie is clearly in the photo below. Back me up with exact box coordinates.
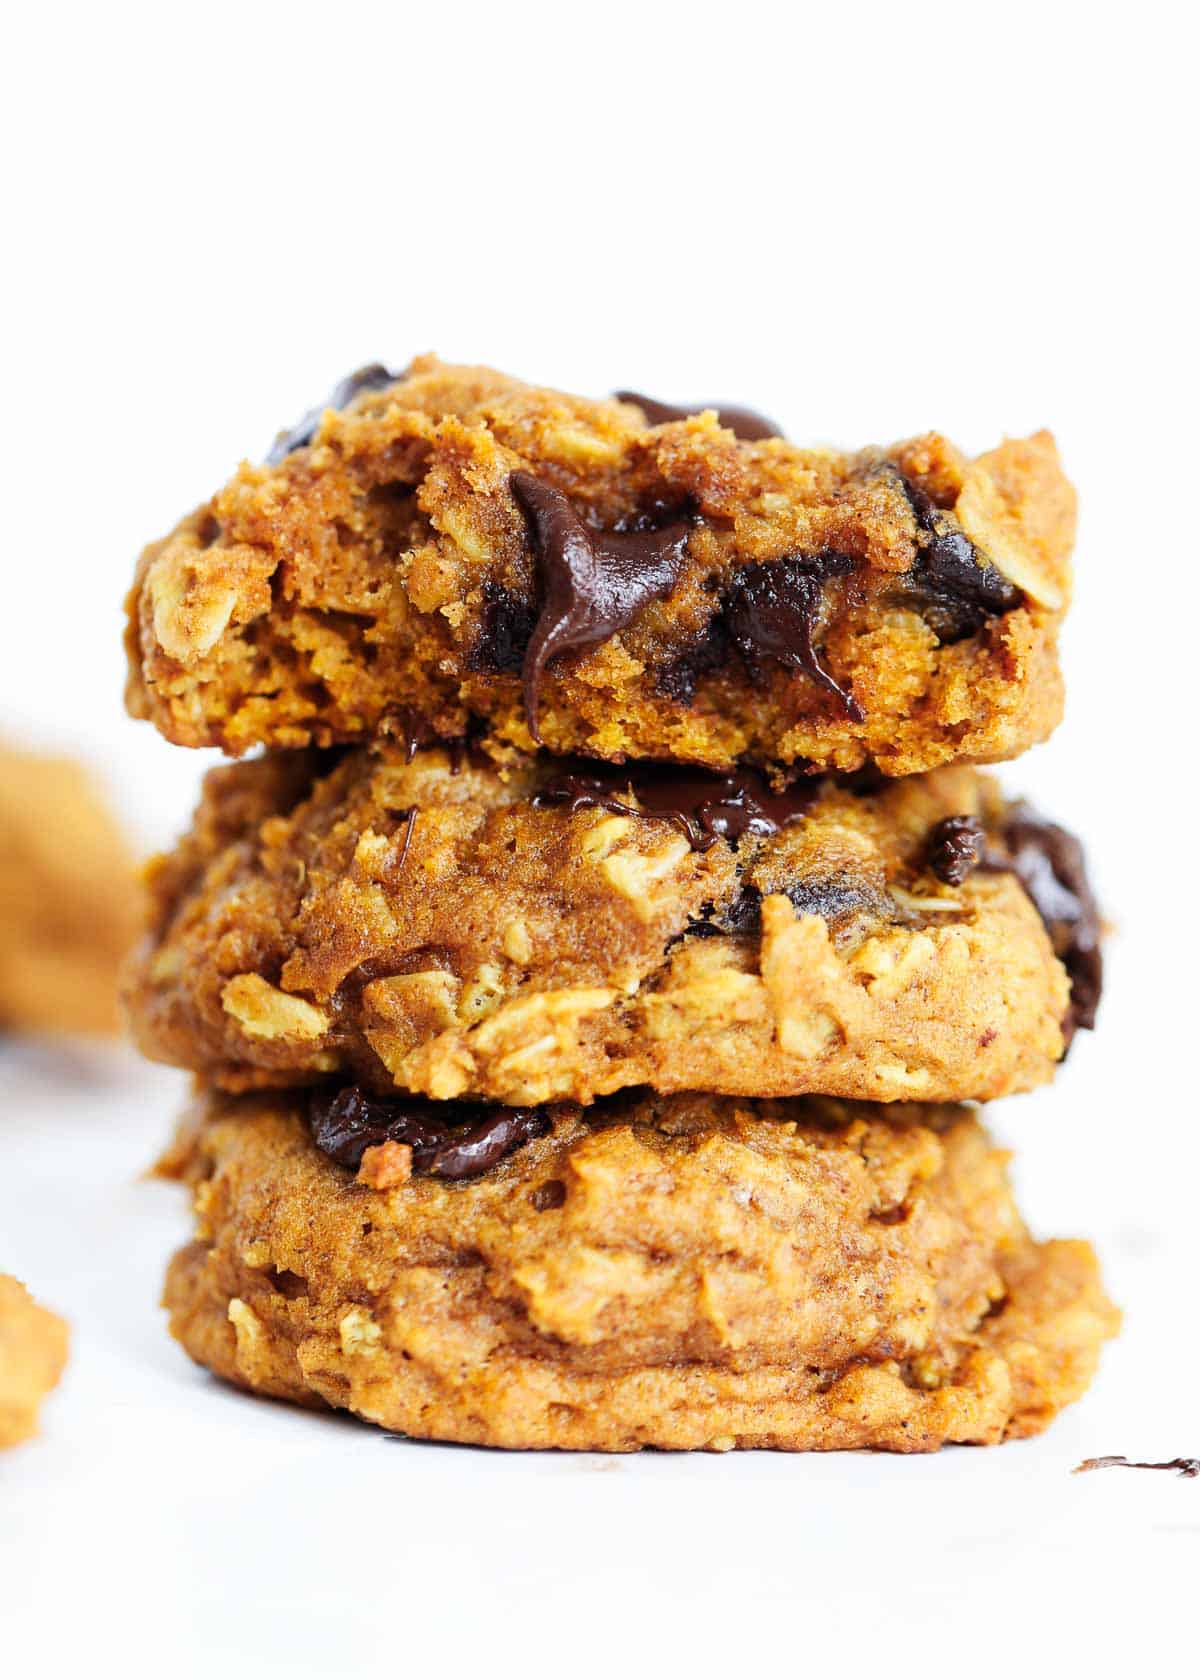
[126,740,1098,1106]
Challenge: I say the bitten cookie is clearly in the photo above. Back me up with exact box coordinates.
[0,740,140,1038]
[125,740,1098,1106]
[125,357,1074,776]
[0,1275,68,1448]
[160,1086,1118,1453]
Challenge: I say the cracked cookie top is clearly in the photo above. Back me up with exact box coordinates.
[125,357,1075,775]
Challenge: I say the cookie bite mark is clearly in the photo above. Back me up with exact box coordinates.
[614,390,782,441]
[723,554,865,721]
[532,760,817,852]
[267,363,398,464]
[510,473,692,744]
[309,1084,550,1182]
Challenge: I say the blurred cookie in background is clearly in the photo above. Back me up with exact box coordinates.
[0,739,140,1040]
[0,1274,68,1448]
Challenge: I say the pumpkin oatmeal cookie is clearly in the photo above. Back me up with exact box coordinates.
[125,358,1074,776]
[124,739,1098,1106]
[0,1275,68,1449]
[159,1086,1118,1452]
[0,740,140,1038]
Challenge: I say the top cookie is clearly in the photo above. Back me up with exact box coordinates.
[125,358,1075,775]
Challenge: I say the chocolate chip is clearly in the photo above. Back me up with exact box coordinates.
[614,390,782,441]
[981,807,1103,1042]
[468,582,537,675]
[309,1086,550,1183]
[267,363,397,464]
[268,1270,309,1300]
[511,474,692,744]
[655,616,732,703]
[891,472,1021,639]
[723,555,864,721]
[927,815,985,885]
[1074,1456,1199,1479]
[530,1179,567,1211]
[532,759,817,853]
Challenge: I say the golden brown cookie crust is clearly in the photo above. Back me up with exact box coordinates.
[125,744,1074,1106]
[0,1275,69,1449]
[125,357,1074,775]
[0,741,140,1038]
[160,1089,1118,1452]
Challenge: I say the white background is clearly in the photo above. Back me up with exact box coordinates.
[2,2,1197,1674]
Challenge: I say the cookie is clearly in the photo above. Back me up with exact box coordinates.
[159,1086,1118,1452]
[0,1275,68,1449]
[125,741,1099,1106]
[125,357,1074,776]
[0,740,140,1038]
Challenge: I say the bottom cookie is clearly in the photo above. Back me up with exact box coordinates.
[0,1275,69,1449]
[160,1088,1118,1452]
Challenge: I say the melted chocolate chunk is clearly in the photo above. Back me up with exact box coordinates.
[780,873,883,924]
[723,555,864,721]
[532,760,816,853]
[1074,1456,1199,1479]
[614,390,782,442]
[267,363,397,464]
[927,814,985,885]
[655,616,731,704]
[468,582,537,675]
[309,1086,550,1183]
[894,474,1021,639]
[982,807,1103,1042]
[511,474,692,744]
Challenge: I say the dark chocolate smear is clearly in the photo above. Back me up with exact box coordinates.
[267,363,397,464]
[655,615,732,704]
[1074,1456,1199,1479]
[532,759,817,853]
[891,472,1021,640]
[724,555,864,721]
[981,806,1103,1042]
[467,582,537,675]
[309,1085,550,1183]
[511,473,691,744]
[614,390,782,442]
[927,815,985,885]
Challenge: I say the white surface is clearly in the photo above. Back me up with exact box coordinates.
[2,1,1198,1673]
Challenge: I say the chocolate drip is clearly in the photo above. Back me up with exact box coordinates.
[926,815,985,885]
[309,1086,550,1183]
[723,555,864,721]
[614,390,782,442]
[532,759,816,852]
[946,806,1102,1042]
[511,474,692,744]
[1074,1456,1199,1479]
[267,363,397,464]
[379,710,481,775]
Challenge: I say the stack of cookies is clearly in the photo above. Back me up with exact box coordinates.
[123,359,1118,1451]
